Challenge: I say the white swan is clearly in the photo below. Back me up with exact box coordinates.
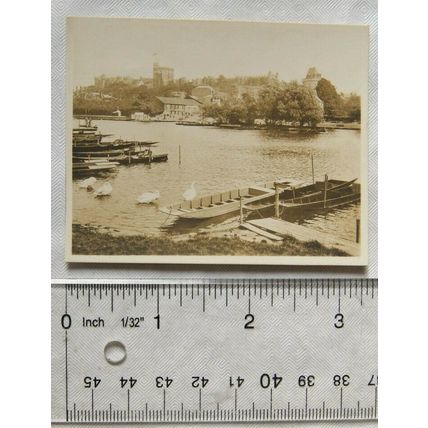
[94,182,113,197]
[79,176,97,190]
[183,182,197,201]
[137,190,160,204]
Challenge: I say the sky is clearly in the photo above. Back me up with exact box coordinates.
[68,18,368,94]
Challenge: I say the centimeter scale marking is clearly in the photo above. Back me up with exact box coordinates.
[52,279,377,424]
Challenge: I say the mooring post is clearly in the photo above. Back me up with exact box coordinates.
[356,218,360,243]
[239,196,243,224]
[274,182,280,218]
[311,154,315,184]
[323,174,328,208]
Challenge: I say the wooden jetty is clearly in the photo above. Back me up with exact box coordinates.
[241,217,359,256]
[240,222,283,241]
[74,114,130,121]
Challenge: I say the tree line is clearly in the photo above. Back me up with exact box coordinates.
[316,78,361,121]
[203,82,324,127]
[73,73,360,123]
[203,79,360,126]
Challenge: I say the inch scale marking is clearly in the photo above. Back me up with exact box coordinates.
[52,279,377,423]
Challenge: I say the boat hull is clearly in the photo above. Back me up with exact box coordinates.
[242,179,360,217]
[160,186,276,219]
[281,191,360,213]
[72,166,117,178]
[74,153,168,165]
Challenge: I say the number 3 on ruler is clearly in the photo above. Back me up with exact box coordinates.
[334,313,344,328]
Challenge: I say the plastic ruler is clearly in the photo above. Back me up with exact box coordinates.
[51,279,377,424]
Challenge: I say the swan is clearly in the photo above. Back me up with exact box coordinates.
[137,190,160,204]
[79,176,97,190]
[183,182,197,201]
[94,181,113,197]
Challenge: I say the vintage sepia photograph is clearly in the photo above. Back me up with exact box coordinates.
[66,17,368,264]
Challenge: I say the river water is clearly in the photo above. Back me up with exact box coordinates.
[72,120,361,241]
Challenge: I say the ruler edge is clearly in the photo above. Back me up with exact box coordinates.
[52,278,377,423]
[52,278,378,285]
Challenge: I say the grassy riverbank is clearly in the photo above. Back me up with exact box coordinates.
[72,224,348,257]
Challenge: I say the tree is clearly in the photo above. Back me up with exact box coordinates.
[256,82,323,127]
[316,78,344,118]
[343,93,361,122]
[240,94,259,125]
[257,84,285,124]
[278,82,324,127]
[138,97,163,116]
[202,103,228,123]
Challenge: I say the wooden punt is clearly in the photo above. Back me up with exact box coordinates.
[242,179,359,215]
[73,155,127,163]
[74,152,168,165]
[280,191,360,213]
[160,184,279,219]
[72,162,119,178]
[72,141,134,151]
[279,179,360,213]
[73,148,132,157]
[72,134,103,144]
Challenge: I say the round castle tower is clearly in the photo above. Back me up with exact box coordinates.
[303,67,324,113]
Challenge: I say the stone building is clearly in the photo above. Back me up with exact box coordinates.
[153,62,174,88]
[303,67,324,113]
[153,96,203,121]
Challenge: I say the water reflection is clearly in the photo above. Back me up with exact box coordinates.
[73,120,361,241]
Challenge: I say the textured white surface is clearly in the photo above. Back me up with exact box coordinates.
[52,281,377,425]
[51,0,377,279]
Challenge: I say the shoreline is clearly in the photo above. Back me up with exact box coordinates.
[72,224,349,257]
[73,115,361,131]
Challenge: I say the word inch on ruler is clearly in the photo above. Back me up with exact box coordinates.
[51,279,377,424]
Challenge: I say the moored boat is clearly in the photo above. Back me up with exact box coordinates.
[73,148,132,157]
[244,179,360,215]
[74,151,168,165]
[279,179,360,213]
[72,133,114,143]
[159,182,294,219]
[151,153,168,162]
[72,161,119,178]
[72,139,135,151]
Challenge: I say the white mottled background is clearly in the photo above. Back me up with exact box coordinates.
[51,0,378,278]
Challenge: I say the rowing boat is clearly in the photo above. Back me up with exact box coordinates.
[280,179,360,213]
[244,179,359,214]
[160,182,287,219]
[72,161,119,178]
[233,179,360,218]
[72,140,135,151]
[73,148,132,157]
[281,190,360,212]
[73,155,125,162]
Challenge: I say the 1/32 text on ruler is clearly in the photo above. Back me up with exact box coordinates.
[51,279,377,424]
